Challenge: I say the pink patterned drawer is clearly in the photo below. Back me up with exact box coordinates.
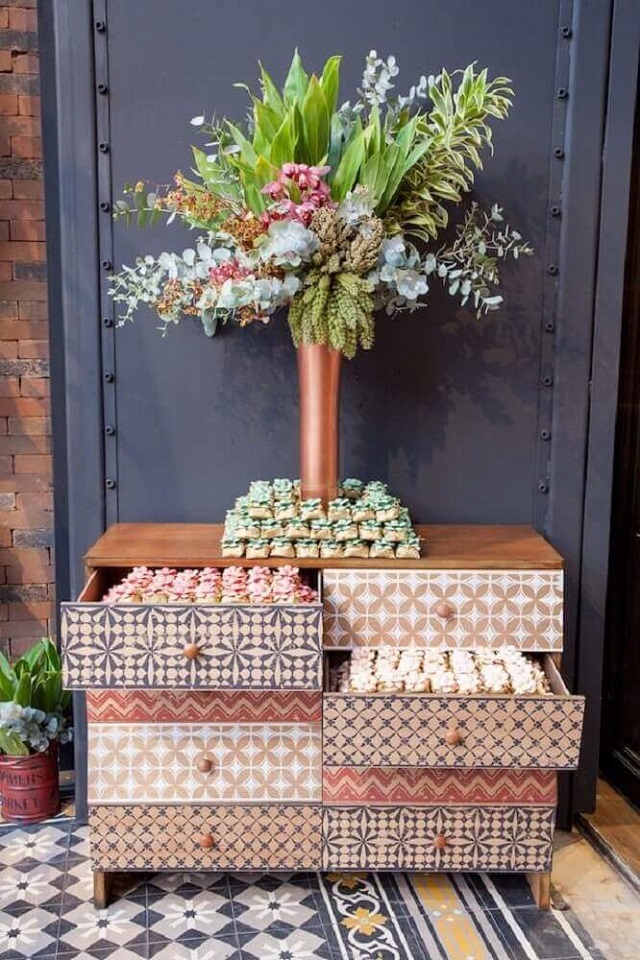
[322,659,583,769]
[61,601,322,690]
[322,805,555,871]
[322,768,557,805]
[89,805,322,871]
[86,689,322,723]
[87,722,321,804]
[322,568,563,650]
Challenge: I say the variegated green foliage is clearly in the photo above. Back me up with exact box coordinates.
[385,67,514,240]
[0,638,71,756]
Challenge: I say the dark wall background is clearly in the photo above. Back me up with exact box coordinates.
[40,0,640,818]
[107,0,559,527]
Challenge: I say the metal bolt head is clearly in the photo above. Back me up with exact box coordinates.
[104,371,114,383]
[548,264,559,276]
[95,19,106,32]
[540,429,551,441]
[545,321,555,333]
[97,83,108,94]
[105,425,115,436]
[560,26,572,38]
[101,259,112,270]
[557,87,568,99]
[550,205,561,217]
[103,317,114,328]
[554,147,565,159]
[105,478,116,490]
[100,201,110,212]
[99,142,109,153]
[538,481,549,493]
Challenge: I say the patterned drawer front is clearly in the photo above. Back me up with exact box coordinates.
[89,805,321,870]
[322,805,555,871]
[323,569,563,650]
[86,689,322,723]
[323,689,584,768]
[88,722,321,804]
[322,768,557,805]
[61,602,322,690]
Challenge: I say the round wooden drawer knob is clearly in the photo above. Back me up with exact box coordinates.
[197,758,213,773]
[433,834,447,850]
[435,602,455,620]
[199,833,215,850]
[183,642,201,660]
[445,728,463,746]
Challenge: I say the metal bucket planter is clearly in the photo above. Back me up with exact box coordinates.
[0,742,60,823]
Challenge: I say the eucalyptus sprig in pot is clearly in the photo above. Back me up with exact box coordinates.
[0,639,72,823]
[111,50,532,501]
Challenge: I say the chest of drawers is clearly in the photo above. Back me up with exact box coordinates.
[61,523,584,909]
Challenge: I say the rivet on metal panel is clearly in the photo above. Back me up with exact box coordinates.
[99,201,110,212]
[538,481,549,493]
[95,19,106,32]
[103,317,113,327]
[545,321,555,333]
[554,147,565,159]
[560,26,572,38]
[105,479,116,490]
[104,372,114,383]
[548,264,559,276]
[550,205,561,217]
[105,425,115,436]
[556,88,568,100]
[542,374,554,387]
[101,259,112,270]
[540,429,551,441]
[97,83,108,94]
[99,142,109,153]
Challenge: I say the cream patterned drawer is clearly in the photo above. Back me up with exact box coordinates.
[89,805,322,871]
[322,568,563,650]
[322,805,555,871]
[323,659,583,769]
[61,601,322,690]
[88,722,322,804]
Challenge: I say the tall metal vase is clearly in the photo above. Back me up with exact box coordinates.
[297,342,342,503]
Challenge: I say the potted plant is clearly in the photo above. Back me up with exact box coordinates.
[0,638,72,823]
[110,50,532,500]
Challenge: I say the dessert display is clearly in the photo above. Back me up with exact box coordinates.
[222,479,421,560]
[329,647,552,695]
[101,565,319,604]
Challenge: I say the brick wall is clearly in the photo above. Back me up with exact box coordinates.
[0,2,53,659]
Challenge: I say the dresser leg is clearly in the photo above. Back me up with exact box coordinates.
[93,870,113,909]
[526,871,551,910]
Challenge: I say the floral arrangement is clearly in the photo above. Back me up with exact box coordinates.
[111,50,532,358]
[102,565,318,604]
[0,639,72,756]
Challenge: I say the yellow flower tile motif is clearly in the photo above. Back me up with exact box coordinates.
[342,906,387,936]
[326,871,367,889]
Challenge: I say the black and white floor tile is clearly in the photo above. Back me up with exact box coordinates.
[0,818,603,959]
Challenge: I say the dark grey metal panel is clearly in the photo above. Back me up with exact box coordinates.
[39,0,103,823]
[574,0,640,812]
[105,0,563,527]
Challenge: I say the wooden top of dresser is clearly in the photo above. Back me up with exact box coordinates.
[84,523,563,570]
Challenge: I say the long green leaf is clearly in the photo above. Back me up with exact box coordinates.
[225,121,257,167]
[0,669,14,700]
[0,650,16,693]
[13,671,31,708]
[269,112,298,168]
[0,729,29,756]
[258,63,285,118]
[300,76,329,164]
[283,49,309,105]
[253,102,281,154]
[42,638,61,672]
[331,128,365,200]
[319,55,341,116]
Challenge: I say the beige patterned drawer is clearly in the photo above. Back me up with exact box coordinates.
[87,722,321,804]
[89,804,322,870]
[61,599,322,690]
[322,568,563,650]
[322,805,555,871]
[323,658,583,769]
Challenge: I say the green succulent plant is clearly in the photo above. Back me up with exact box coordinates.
[0,638,72,756]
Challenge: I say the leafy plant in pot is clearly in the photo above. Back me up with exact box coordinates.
[110,50,532,501]
[0,639,72,823]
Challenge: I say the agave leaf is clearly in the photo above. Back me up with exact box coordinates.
[377,144,407,212]
[0,669,14,701]
[300,76,329,165]
[253,102,281,153]
[319,55,341,116]
[0,650,17,690]
[283,49,309,106]
[42,638,61,673]
[13,671,31,708]
[331,127,365,200]
[358,154,389,205]
[363,104,382,159]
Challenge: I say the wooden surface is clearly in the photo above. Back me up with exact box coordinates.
[526,871,551,910]
[580,779,640,884]
[84,523,563,570]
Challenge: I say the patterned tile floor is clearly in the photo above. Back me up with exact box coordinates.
[0,817,603,960]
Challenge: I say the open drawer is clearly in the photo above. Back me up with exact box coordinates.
[322,655,584,769]
[61,568,323,690]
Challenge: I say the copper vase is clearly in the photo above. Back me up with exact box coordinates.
[297,342,342,503]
